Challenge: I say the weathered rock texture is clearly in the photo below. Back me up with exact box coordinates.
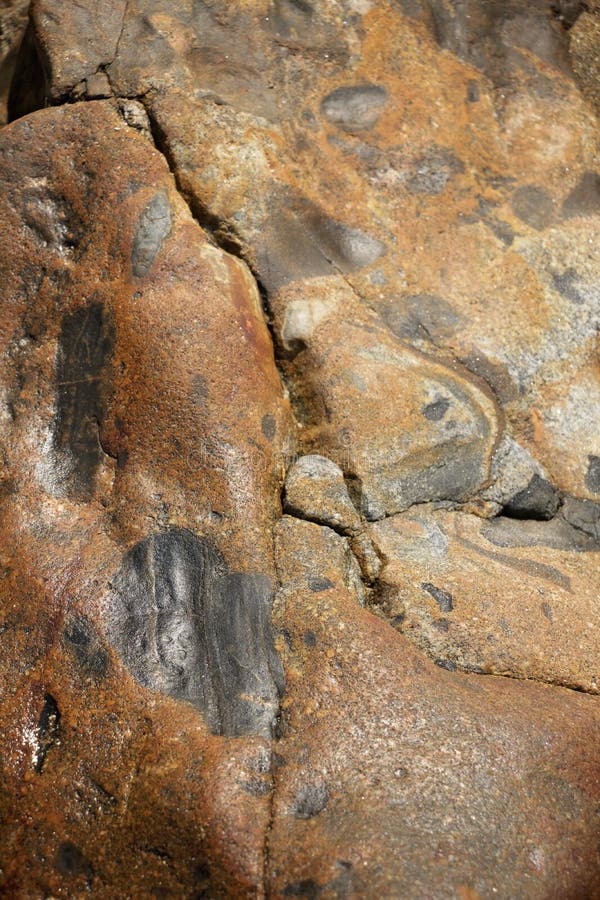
[1,0,599,896]
[271,516,600,898]
[570,3,600,114]
[372,504,600,692]
[0,0,28,123]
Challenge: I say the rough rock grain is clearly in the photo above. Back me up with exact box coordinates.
[284,454,362,535]
[270,516,600,898]
[1,0,600,895]
[371,505,600,692]
[0,99,291,895]
[570,5,600,115]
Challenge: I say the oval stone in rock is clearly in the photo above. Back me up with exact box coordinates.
[320,84,388,132]
[106,528,284,737]
[131,191,172,277]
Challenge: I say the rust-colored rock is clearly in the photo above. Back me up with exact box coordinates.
[0,99,292,566]
[570,5,600,115]
[1,0,600,895]
[0,99,290,894]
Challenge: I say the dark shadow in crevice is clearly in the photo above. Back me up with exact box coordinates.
[7,18,48,122]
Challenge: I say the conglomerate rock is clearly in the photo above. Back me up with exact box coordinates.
[1,0,599,896]
[17,0,600,500]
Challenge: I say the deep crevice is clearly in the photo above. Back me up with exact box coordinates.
[144,108,248,259]
[550,1,589,30]
[138,106,298,900]
[7,16,48,121]
[262,760,277,900]
[280,447,383,585]
[282,503,352,541]
[143,105,300,441]
[110,0,130,71]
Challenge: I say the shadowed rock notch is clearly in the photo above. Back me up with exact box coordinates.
[53,301,114,497]
[106,528,284,737]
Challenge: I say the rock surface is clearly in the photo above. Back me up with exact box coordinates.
[570,3,600,114]
[0,0,28,123]
[284,454,362,535]
[0,99,290,894]
[1,0,599,896]
[371,504,600,692]
[271,516,600,898]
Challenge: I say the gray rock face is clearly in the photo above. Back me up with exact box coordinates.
[320,84,388,133]
[504,473,561,520]
[561,495,600,542]
[107,528,284,737]
[258,197,386,292]
[53,302,115,497]
[481,435,552,514]
[131,192,172,277]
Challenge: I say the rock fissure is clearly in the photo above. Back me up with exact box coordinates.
[448,664,600,697]
[142,102,301,430]
[109,0,129,73]
[114,104,297,897]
